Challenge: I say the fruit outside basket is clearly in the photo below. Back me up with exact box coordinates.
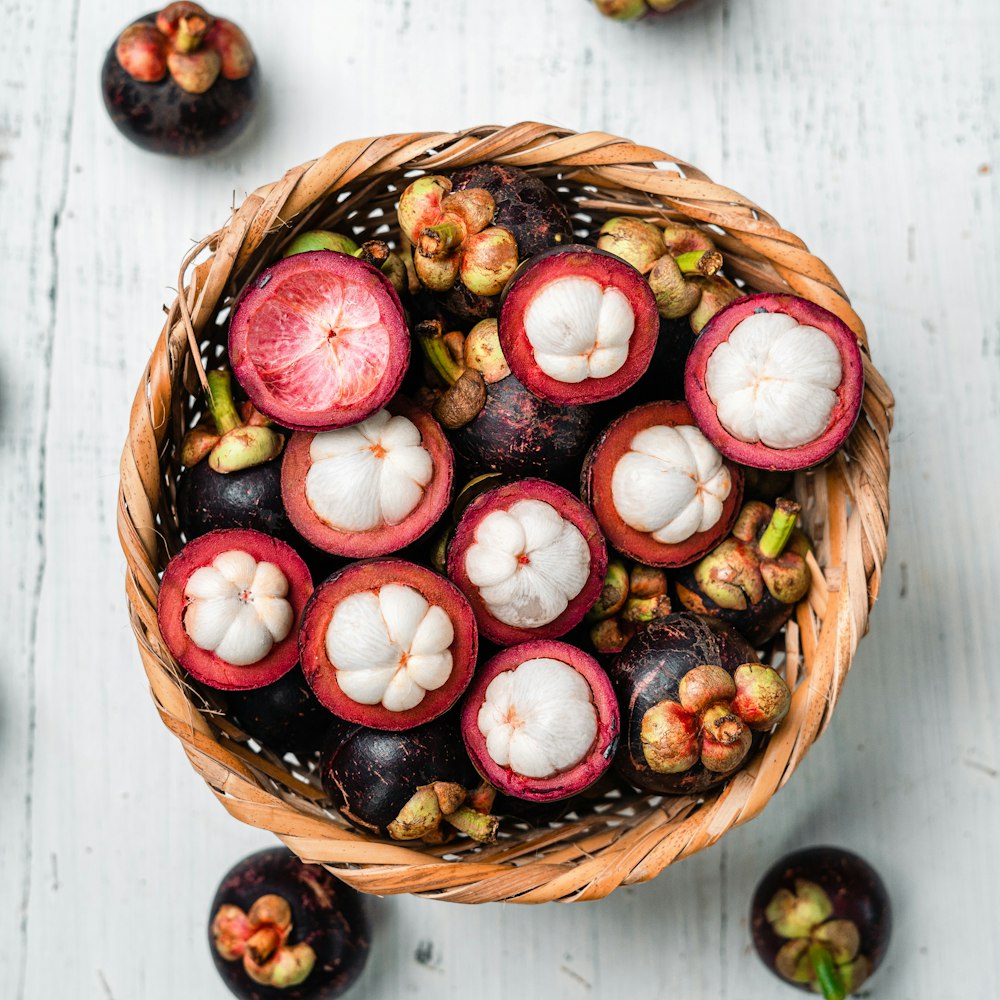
[117,123,894,904]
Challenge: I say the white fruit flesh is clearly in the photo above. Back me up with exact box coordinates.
[305,410,433,532]
[324,584,454,713]
[611,424,732,544]
[183,551,293,666]
[705,312,843,449]
[246,269,392,408]
[464,500,591,629]
[477,658,598,778]
[522,276,635,384]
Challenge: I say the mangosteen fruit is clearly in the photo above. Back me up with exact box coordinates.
[461,640,620,802]
[499,245,660,405]
[610,613,790,794]
[299,559,478,731]
[158,528,313,690]
[102,3,258,156]
[751,846,892,998]
[320,715,498,843]
[226,665,332,757]
[674,498,813,645]
[685,293,865,471]
[209,846,369,999]
[582,400,744,568]
[594,0,695,19]
[229,251,410,432]
[447,478,608,645]
[280,399,454,558]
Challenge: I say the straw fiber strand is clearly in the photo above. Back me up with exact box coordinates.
[117,123,893,903]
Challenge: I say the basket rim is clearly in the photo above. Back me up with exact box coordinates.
[117,121,894,904]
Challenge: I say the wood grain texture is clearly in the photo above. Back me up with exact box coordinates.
[1,0,997,996]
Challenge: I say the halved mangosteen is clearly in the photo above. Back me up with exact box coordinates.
[229,251,410,431]
[498,245,660,405]
[446,479,608,645]
[157,528,313,690]
[685,293,865,471]
[461,640,619,802]
[281,398,454,557]
[582,400,744,568]
[299,559,477,731]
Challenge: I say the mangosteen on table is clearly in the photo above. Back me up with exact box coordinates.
[751,846,892,999]
[280,399,454,558]
[158,528,313,691]
[461,640,620,802]
[609,613,790,794]
[447,478,608,645]
[685,293,865,471]
[582,400,744,568]
[209,846,369,999]
[229,251,410,432]
[299,559,478,731]
[320,714,498,843]
[102,3,258,156]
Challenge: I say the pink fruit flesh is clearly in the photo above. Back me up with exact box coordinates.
[461,640,619,802]
[299,559,478,731]
[229,252,410,431]
[684,293,865,471]
[157,529,313,690]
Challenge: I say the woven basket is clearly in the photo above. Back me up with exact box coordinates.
[118,122,893,904]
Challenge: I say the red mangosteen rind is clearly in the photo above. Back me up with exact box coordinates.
[582,400,744,568]
[299,559,478,731]
[157,528,313,691]
[461,640,620,802]
[750,846,892,997]
[684,293,865,471]
[498,245,660,405]
[229,251,410,432]
[209,846,369,1000]
[446,478,609,645]
[281,397,454,558]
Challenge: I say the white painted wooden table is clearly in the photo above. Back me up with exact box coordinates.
[2,1,997,996]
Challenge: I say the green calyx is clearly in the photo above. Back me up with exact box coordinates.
[587,560,630,622]
[283,230,360,257]
[595,0,648,20]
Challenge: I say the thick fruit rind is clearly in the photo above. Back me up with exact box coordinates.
[684,293,865,471]
[229,251,410,431]
[157,528,313,691]
[281,398,455,557]
[498,245,660,405]
[582,400,744,568]
[461,640,620,802]
[446,478,609,645]
[299,559,478,731]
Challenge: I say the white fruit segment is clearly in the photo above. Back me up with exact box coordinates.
[324,584,454,713]
[522,276,635,384]
[305,410,434,532]
[611,424,732,544]
[477,658,598,778]
[183,551,294,667]
[463,500,591,629]
[705,312,844,450]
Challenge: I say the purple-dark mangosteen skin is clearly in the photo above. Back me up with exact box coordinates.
[209,847,369,1000]
[610,613,764,794]
[751,846,892,992]
[101,14,258,156]
[607,315,695,414]
[452,373,596,481]
[178,457,292,541]
[226,666,333,758]
[320,715,477,837]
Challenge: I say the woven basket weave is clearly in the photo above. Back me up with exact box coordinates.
[117,122,893,904]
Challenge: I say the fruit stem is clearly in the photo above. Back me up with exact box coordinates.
[206,369,242,436]
[675,249,723,276]
[444,806,500,844]
[416,321,464,386]
[175,14,209,53]
[420,220,465,259]
[809,943,846,1000]
[758,498,802,560]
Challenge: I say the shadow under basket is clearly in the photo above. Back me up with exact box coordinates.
[117,123,894,904]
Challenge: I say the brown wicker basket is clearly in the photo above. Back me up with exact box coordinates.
[117,122,893,904]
